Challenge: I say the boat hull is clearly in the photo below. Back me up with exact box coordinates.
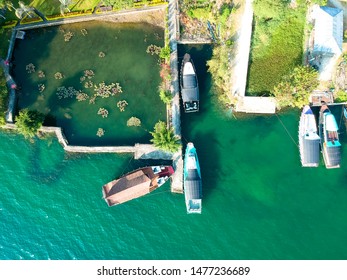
[180,53,199,113]
[319,105,341,169]
[183,143,202,214]
[298,105,320,167]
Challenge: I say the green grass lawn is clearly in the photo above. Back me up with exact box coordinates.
[247,9,306,95]
[0,0,100,22]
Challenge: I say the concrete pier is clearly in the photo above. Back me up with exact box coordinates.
[231,0,276,114]
[168,0,184,193]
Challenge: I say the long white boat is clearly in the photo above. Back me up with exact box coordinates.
[102,166,174,206]
[180,54,199,113]
[298,105,320,167]
[184,143,202,214]
[319,104,341,169]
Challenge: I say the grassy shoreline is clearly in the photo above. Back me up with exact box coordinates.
[247,4,306,96]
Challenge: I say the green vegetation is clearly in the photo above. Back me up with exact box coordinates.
[159,89,172,104]
[248,1,306,95]
[272,66,319,109]
[159,45,170,61]
[15,108,45,138]
[0,68,7,125]
[150,121,181,153]
[334,90,347,103]
[205,2,236,106]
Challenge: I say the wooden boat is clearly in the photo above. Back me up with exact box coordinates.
[319,104,341,169]
[298,105,320,167]
[184,143,202,214]
[180,53,199,113]
[102,166,174,207]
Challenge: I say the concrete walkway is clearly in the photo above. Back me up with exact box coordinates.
[231,0,276,113]
[0,57,17,123]
[14,5,167,31]
[168,0,183,193]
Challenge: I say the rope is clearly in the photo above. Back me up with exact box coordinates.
[275,113,298,147]
[143,189,172,198]
[119,155,135,176]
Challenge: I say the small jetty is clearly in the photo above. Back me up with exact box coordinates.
[298,105,320,167]
[102,166,174,207]
[180,53,199,113]
[319,103,341,169]
[183,143,202,214]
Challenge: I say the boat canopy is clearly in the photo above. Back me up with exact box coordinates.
[183,62,195,76]
[325,113,338,131]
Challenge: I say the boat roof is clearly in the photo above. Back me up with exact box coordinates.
[301,138,320,166]
[183,62,195,75]
[184,177,202,200]
[182,87,199,102]
[325,113,338,131]
[325,145,341,167]
[182,74,197,88]
[104,169,152,198]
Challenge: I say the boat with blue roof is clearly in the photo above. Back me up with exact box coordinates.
[319,103,341,169]
[183,142,202,214]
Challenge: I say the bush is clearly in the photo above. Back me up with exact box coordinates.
[159,46,171,61]
[335,90,347,103]
[159,89,172,104]
[15,109,45,138]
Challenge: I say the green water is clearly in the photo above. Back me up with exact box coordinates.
[1,43,347,260]
[12,21,165,146]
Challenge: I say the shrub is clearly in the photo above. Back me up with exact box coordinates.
[15,109,45,138]
[335,90,347,103]
[159,89,172,104]
[159,46,171,61]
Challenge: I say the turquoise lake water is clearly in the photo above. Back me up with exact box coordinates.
[1,42,347,260]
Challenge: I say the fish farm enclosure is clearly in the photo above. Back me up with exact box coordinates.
[12,21,165,146]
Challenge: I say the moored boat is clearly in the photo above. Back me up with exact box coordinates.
[319,104,341,169]
[102,166,174,206]
[184,142,202,214]
[298,105,320,167]
[180,53,199,113]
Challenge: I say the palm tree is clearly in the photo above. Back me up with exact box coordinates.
[15,1,35,19]
[150,121,181,153]
[59,0,72,15]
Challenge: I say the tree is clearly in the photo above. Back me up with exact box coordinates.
[59,0,72,15]
[272,66,318,109]
[15,109,45,138]
[150,121,181,153]
[15,1,35,19]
